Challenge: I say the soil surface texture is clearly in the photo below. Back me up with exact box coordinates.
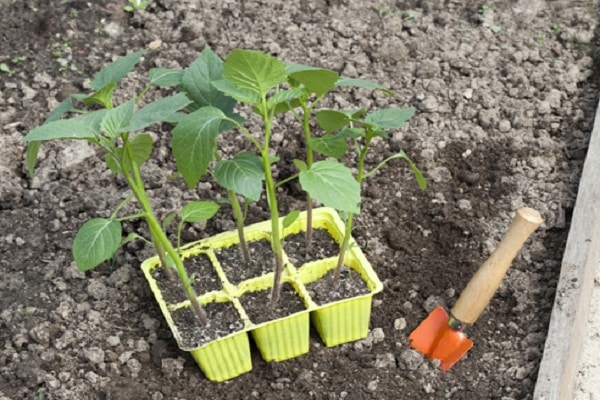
[1,1,599,399]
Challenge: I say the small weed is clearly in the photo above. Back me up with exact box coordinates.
[490,25,504,34]
[536,32,545,45]
[478,5,492,14]
[12,56,27,64]
[69,8,78,18]
[376,6,397,17]
[18,307,34,319]
[124,0,149,13]
[404,11,415,21]
[550,23,565,34]
[0,63,15,76]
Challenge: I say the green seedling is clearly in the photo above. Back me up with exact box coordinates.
[148,47,263,266]
[313,107,427,283]
[124,0,149,13]
[166,48,362,303]
[283,61,393,253]
[0,63,15,76]
[22,50,219,325]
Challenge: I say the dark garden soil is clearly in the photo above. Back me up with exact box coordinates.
[1,1,599,399]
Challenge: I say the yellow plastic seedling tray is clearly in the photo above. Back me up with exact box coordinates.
[140,260,253,382]
[141,207,383,381]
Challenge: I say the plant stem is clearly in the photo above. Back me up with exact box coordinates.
[301,104,314,252]
[229,189,251,265]
[333,137,370,284]
[122,139,208,325]
[260,107,284,304]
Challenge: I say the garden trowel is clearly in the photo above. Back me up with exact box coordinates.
[409,207,543,371]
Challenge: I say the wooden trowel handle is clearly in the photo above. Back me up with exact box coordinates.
[451,207,543,325]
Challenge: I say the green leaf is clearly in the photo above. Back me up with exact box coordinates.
[25,141,41,178]
[288,67,339,97]
[180,201,220,223]
[100,100,135,138]
[84,83,117,108]
[293,159,308,171]
[315,109,351,132]
[23,118,98,142]
[364,150,427,191]
[223,49,287,99]
[266,88,304,111]
[212,79,260,105]
[125,93,192,132]
[335,77,394,96]
[72,218,122,272]
[308,134,348,158]
[90,50,144,91]
[364,108,415,129]
[106,133,154,173]
[214,152,264,202]
[171,106,230,188]
[337,127,365,139]
[299,160,361,213]
[182,46,235,113]
[149,68,184,87]
[45,97,76,123]
[282,210,300,229]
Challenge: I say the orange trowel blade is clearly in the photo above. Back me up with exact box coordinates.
[409,306,474,371]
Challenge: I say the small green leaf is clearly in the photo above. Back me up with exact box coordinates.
[90,50,144,91]
[299,160,361,213]
[364,108,415,129]
[308,134,348,158]
[315,109,351,132]
[100,100,135,138]
[72,218,122,271]
[214,152,265,202]
[335,77,394,96]
[293,159,308,171]
[282,210,300,229]
[162,212,178,229]
[266,88,304,110]
[171,106,230,188]
[125,93,192,132]
[149,68,184,87]
[106,133,154,173]
[182,46,235,113]
[288,67,339,97]
[223,49,287,99]
[180,201,220,223]
[84,83,117,108]
[25,141,41,178]
[337,127,365,139]
[45,97,75,123]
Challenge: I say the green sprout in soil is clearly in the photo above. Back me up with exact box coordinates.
[124,0,149,13]
[22,50,219,325]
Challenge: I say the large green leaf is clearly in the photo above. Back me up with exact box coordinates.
[222,49,287,99]
[299,160,361,213]
[214,151,264,202]
[100,100,135,139]
[180,201,220,223]
[72,218,122,272]
[90,50,144,91]
[23,118,98,142]
[335,77,394,96]
[45,97,76,123]
[171,106,230,188]
[124,93,192,132]
[149,68,184,87]
[182,46,235,113]
[364,108,415,129]
[212,79,260,105]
